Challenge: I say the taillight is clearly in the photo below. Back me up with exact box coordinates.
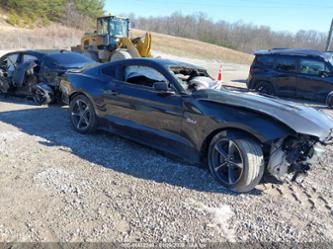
[249,66,254,75]
[249,66,259,75]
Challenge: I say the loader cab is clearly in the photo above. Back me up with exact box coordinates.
[97,16,130,38]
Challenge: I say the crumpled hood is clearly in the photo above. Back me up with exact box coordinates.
[194,89,333,142]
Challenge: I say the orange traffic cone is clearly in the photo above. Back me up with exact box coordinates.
[217,65,223,82]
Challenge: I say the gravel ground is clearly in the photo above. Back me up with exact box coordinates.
[1,96,333,244]
[1,53,333,244]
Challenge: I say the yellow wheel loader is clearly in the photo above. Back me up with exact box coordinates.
[71,15,152,62]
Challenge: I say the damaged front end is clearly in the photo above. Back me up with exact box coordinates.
[0,70,10,93]
[268,135,329,181]
[0,61,10,93]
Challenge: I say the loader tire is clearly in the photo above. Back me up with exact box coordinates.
[110,49,132,62]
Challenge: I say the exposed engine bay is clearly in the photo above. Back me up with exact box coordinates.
[170,66,222,92]
[268,135,326,181]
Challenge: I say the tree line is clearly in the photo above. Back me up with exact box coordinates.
[1,2,328,54]
[130,12,328,54]
[1,0,105,28]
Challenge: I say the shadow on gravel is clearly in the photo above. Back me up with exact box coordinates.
[0,98,263,196]
[231,79,247,84]
[0,94,66,108]
[0,94,36,106]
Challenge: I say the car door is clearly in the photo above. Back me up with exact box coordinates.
[273,56,298,97]
[0,53,20,92]
[12,53,40,92]
[1,53,20,78]
[296,58,333,101]
[102,62,190,157]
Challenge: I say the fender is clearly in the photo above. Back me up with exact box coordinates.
[192,89,333,142]
[182,102,295,154]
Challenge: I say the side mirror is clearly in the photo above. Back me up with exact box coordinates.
[153,81,175,96]
[320,71,330,78]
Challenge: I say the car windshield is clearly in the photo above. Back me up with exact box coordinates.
[168,66,222,93]
[49,53,95,66]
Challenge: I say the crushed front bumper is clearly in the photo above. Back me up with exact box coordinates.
[268,136,328,181]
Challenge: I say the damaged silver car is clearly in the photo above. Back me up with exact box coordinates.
[0,50,97,104]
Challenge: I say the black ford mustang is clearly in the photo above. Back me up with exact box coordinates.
[0,50,97,104]
[60,58,333,193]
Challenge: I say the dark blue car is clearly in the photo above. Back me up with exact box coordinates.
[0,50,97,104]
[247,49,333,106]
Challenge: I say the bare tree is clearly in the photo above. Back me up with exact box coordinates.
[130,12,327,53]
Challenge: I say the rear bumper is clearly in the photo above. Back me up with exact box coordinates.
[246,75,253,89]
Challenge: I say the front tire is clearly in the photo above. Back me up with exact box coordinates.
[208,132,264,193]
[69,95,97,133]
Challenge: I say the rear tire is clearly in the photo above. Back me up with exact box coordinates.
[208,131,265,193]
[255,81,275,96]
[69,95,97,133]
[326,91,333,108]
[110,49,132,62]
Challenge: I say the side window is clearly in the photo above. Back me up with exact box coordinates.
[275,56,297,72]
[255,55,274,67]
[97,18,108,35]
[299,59,326,76]
[123,65,168,88]
[22,54,38,63]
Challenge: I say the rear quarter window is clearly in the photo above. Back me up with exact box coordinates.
[254,55,274,67]
[102,65,116,78]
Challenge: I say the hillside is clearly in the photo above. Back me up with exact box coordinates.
[132,29,253,64]
[0,17,253,64]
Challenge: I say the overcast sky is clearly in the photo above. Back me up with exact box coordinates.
[105,0,332,33]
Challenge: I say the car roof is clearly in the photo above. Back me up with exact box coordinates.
[255,48,332,61]
[24,49,74,56]
[3,50,76,58]
[110,58,204,70]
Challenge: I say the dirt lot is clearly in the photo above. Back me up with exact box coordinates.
[1,53,333,244]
